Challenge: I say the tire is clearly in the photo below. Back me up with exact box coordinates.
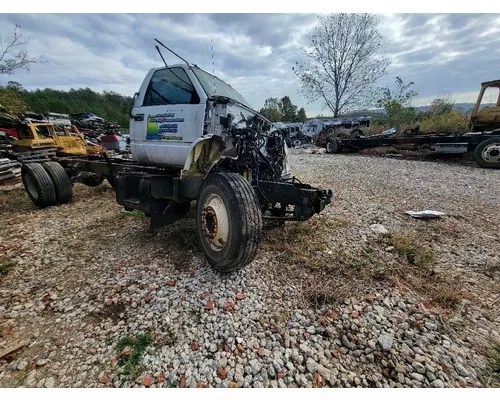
[292,139,302,147]
[41,161,73,203]
[196,172,263,273]
[21,163,57,208]
[473,137,500,169]
[326,138,340,154]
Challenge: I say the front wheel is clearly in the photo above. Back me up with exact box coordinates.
[474,137,500,169]
[196,172,263,273]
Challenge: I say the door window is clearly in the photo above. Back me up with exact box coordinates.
[143,67,200,106]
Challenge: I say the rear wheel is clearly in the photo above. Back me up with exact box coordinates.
[196,172,263,273]
[41,161,73,203]
[474,137,500,169]
[326,137,341,154]
[21,163,57,208]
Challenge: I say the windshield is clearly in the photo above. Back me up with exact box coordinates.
[192,67,253,109]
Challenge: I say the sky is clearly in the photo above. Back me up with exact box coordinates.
[0,13,499,117]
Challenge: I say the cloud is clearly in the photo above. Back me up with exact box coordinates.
[0,13,498,116]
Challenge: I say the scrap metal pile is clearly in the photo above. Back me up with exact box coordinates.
[0,157,21,186]
[70,112,122,141]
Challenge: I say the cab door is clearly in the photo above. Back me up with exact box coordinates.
[129,66,207,167]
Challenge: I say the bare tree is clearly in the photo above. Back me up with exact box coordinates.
[293,14,390,117]
[0,24,43,75]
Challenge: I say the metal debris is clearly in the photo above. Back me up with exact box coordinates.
[406,210,446,219]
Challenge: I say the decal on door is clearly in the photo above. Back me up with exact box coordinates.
[146,113,185,141]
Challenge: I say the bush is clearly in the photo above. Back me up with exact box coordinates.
[419,111,469,134]
[365,124,391,135]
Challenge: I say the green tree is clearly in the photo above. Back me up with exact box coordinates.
[6,81,24,92]
[18,86,133,127]
[376,77,419,128]
[0,86,27,114]
[279,96,298,122]
[260,97,283,122]
[296,107,307,122]
[427,95,454,116]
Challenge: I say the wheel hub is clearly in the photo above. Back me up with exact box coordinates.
[482,142,500,163]
[202,206,218,240]
[201,193,229,251]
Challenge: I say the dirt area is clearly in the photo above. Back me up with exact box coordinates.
[0,152,499,388]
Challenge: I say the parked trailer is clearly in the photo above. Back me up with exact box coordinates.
[322,132,500,169]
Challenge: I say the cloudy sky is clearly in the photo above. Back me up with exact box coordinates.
[0,13,499,116]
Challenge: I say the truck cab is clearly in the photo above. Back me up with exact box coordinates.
[128,63,292,178]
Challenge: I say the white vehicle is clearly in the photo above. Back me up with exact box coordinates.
[20,41,333,272]
[302,117,371,137]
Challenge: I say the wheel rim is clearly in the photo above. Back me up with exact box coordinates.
[326,141,333,153]
[482,142,500,163]
[24,173,39,201]
[293,139,302,147]
[201,193,229,252]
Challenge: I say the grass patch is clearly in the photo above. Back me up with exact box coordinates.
[115,333,151,379]
[486,345,500,387]
[0,260,16,276]
[119,209,146,220]
[383,232,436,267]
[0,188,33,215]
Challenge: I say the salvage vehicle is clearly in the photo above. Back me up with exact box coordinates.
[20,40,333,272]
[313,81,500,169]
[14,121,102,157]
[469,79,500,132]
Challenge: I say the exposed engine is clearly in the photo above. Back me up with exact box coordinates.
[220,112,287,182]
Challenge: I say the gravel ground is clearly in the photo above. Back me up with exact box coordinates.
[0,152,499,388]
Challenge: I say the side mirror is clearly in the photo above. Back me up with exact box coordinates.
[128,92,140,119]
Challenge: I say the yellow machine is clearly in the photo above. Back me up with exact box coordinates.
[469,80,500,132]
[13,122,103,156]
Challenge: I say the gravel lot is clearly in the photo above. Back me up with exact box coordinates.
[0,152,499,388]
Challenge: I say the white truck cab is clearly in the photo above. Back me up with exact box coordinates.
[129,64,291,179]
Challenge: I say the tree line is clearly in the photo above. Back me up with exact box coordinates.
[0,19,476,134]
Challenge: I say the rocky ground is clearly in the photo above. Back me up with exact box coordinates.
[0,151,499,388]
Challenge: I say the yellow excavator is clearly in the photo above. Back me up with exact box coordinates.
[10,113,104,156]
[469,80,500,132]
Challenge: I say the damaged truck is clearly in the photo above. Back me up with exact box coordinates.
[20,40,333,272]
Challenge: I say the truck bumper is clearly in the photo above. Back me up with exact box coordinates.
[254,179,333,221]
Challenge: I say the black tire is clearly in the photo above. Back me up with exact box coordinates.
[41,161,73,203]
[196,172,263,273]
[21,163,57,208]
[474,137,500,169]
[326,138,340,154]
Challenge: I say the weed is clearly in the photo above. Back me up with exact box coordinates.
[114,333,151,379]
[486,345,500,387]
[153,325,177,347]
[385,233,436,267]
[490,345,500,373]
[15,370,26,385]
[419,111,469,134]
[119,209,146,220]
[0,261,15,276]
